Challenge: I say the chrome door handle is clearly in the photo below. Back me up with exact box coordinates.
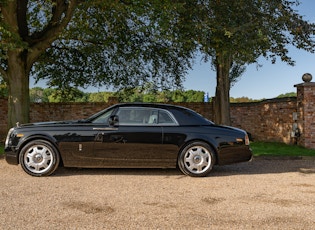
[93,127,118,131]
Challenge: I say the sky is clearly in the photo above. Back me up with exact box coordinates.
[184,0,315,100]
[31,0,315,100]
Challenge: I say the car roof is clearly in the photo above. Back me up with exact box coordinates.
[116,102,186,109]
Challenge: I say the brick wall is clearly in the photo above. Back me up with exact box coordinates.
[230,97,297,143]
[30,102,115,122]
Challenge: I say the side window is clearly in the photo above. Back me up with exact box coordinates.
[147,109,176,125]
[116,108,150,125]
[115,107,177,125]
[148,110,158,124]
[116,108,131,124]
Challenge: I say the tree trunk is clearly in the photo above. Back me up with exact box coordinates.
[7,51,30,128]
[213,53,232,125]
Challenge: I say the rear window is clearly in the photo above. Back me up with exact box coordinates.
[169,107,212,125]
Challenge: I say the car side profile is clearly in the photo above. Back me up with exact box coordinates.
[5,103,252,177]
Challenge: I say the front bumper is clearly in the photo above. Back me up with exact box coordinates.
[5,148,19,165]
[217,145,253,165]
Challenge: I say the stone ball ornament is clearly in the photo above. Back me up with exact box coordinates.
[302,73,312,82]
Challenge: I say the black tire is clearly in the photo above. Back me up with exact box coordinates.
[178,142,215,177]
[19,140,60,177]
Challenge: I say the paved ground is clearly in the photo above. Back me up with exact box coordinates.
[0,156,314,229]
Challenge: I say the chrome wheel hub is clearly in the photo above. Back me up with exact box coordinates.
[193,155,202,164]
[34,153,44,163]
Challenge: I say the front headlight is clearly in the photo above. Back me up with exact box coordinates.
[245,134,250,146]
[5,128,14,148]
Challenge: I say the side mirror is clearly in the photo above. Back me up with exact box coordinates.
[108,115,119,126]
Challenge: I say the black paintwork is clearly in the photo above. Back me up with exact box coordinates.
[5,103,252,168]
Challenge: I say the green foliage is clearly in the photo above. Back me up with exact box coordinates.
[29,87,206,103]
[197,0,315,71]
[230,97,259,103]
[185,90,205,102]
[251,142,315,157]
[88,92,114,103]
[28,87,299,103]
[115,88,205,103]
[29,87,44,102]
[0,79,8,97]
[32,1,196,91]
[0,17,28,62]
[48,88,88,102]
[29,87,89,102]
[277,92,297,98]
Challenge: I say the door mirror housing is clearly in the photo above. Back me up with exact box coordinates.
[108,115,119,126]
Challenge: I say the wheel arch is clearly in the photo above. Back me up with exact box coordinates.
[177,138,219,166]
[16,134,63,165]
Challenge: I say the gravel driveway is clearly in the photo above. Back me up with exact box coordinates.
[0,156,315,229]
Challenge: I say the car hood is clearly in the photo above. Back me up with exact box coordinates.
[17,120,85,128]
[221,125,247,134]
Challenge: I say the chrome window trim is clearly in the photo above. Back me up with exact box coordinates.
[116,106,179,126]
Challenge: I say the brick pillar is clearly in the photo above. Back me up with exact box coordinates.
[295,78,315,149]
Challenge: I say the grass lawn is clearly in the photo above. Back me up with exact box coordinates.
[0,142,315,157]
[250,141,315,157]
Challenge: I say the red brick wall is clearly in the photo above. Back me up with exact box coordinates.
[30,102,115,122]
[230,97,297,143]
[0,97,297,145]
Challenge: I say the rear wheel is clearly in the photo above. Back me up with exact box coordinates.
[19,140,60,177]
[178,142,215,177]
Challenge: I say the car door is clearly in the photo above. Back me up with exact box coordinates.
[93,107,165,167]
[60,108,115,167]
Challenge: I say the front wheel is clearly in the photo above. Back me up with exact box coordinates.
[178,142,215,177]
[19,140,60,177]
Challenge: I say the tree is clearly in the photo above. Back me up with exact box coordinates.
[32,1,196,101]
[196,0,315,125]
[1,0,78,127]
[29,87,44,103]
[185,90,204,102]
[88,92,114,102]
[47,87,88,102]
[0,1,196,128]
[277,92,297,98]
